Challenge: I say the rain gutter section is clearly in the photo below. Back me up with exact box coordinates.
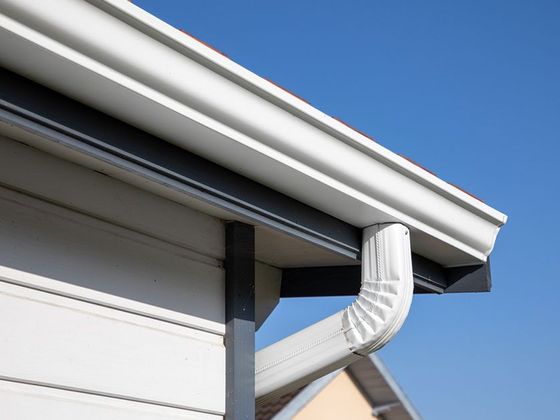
[0,0,507,267]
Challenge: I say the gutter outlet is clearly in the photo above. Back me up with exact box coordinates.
[255,223,414,404]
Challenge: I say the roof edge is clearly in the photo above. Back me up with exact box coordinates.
[90,0,506,225]
[0,0,506,265]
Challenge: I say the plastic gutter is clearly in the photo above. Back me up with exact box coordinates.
[0,0,507,266]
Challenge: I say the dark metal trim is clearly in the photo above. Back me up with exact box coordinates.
[410,253,446,293]
[445,261,491,293]
[281,257,491,297]
[0,67,360,259]
[0,68,492,295]
[281,266,361,297]
[225,222,255,419]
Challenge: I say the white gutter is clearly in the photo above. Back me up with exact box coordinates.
[0,0,507,267]
[255,223,414,404]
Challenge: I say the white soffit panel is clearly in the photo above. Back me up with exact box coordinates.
[0,0,507,265]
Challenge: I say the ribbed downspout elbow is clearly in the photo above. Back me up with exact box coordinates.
[255,223,414,404]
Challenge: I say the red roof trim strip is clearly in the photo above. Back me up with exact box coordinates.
[397,154,438,177]
[332,116,377,143]
[447,182,485,203]
[179,29,229,58]
[265,78,310,105]
[398,154,484,202]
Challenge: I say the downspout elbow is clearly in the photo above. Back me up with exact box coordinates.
[255,223,414,404]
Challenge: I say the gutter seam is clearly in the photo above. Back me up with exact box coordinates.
[255,329,343,374]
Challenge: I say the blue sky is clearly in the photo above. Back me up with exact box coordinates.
[135,1,559,418]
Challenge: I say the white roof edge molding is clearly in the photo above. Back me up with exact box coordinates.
[0,0,507,265]
[255,223,414,404]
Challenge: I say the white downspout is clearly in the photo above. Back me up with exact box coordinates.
[255,223,414,404]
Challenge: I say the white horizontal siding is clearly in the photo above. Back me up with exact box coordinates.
[0,134,227,416]
[0,280,224,413]
[0,380,221,420]
[0,186,225,334]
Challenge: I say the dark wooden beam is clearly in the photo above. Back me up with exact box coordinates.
[225,222,255,419]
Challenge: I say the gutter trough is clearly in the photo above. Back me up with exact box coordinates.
[0,0,507,267]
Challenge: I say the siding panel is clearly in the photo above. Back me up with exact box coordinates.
[0,187,225,334]
[0,380,221,420]
[0,153,226,415]
[0,279,225,413]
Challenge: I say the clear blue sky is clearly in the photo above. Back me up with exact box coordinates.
[135,1,559,418]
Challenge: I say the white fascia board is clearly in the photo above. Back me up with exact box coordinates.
[0,0,507,265]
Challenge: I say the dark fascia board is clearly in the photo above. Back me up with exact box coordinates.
[0,68,490,294]
[445,261,491,293]
[281,257,491,296]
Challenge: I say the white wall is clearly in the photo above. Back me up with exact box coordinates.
[0,135,226,418]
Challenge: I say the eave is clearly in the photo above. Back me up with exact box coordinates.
[0,0,506,269]
[0,68,490,294]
